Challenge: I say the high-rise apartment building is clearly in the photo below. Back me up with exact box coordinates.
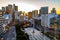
[0,10,8,34]
[0,10,3,34]
[2,7,6,14]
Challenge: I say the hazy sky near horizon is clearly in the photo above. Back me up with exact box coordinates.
[0,0,60,13]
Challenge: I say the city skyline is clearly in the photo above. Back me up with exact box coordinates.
[0,0,60,14]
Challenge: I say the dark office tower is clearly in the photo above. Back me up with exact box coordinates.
[2,7,6,14]
[6,6,9,12]
[40,7,48,14]
[2,7,5,12]
[51,8,56,14]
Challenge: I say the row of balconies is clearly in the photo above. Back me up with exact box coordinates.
[0,14,3,34]
[0,13,8,33]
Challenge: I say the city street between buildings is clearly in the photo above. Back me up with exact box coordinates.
[23,27,50,40]
[0,0,60,40]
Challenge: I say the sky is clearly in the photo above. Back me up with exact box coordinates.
[0,0,60,14]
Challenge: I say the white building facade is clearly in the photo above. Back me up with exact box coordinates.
[41,13,58,28]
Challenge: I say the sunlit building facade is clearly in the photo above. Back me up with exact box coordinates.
[41,13,58,29]
[32,10,38,17]
[19,11,25,21]
[28,12,32,20]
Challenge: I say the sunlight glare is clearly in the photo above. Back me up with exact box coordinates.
[16,3,38,12]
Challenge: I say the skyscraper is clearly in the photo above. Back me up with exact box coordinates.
[28,12,32,19]
[13,4,18,11]
[15,6,18,11]
[2,7,5,12]
[2,7,6,14]
[32,10,38,17]
[40,7,48,14]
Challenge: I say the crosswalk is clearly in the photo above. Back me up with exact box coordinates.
[24,27,50,40]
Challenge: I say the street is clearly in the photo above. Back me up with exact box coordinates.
[24,27,50,40]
